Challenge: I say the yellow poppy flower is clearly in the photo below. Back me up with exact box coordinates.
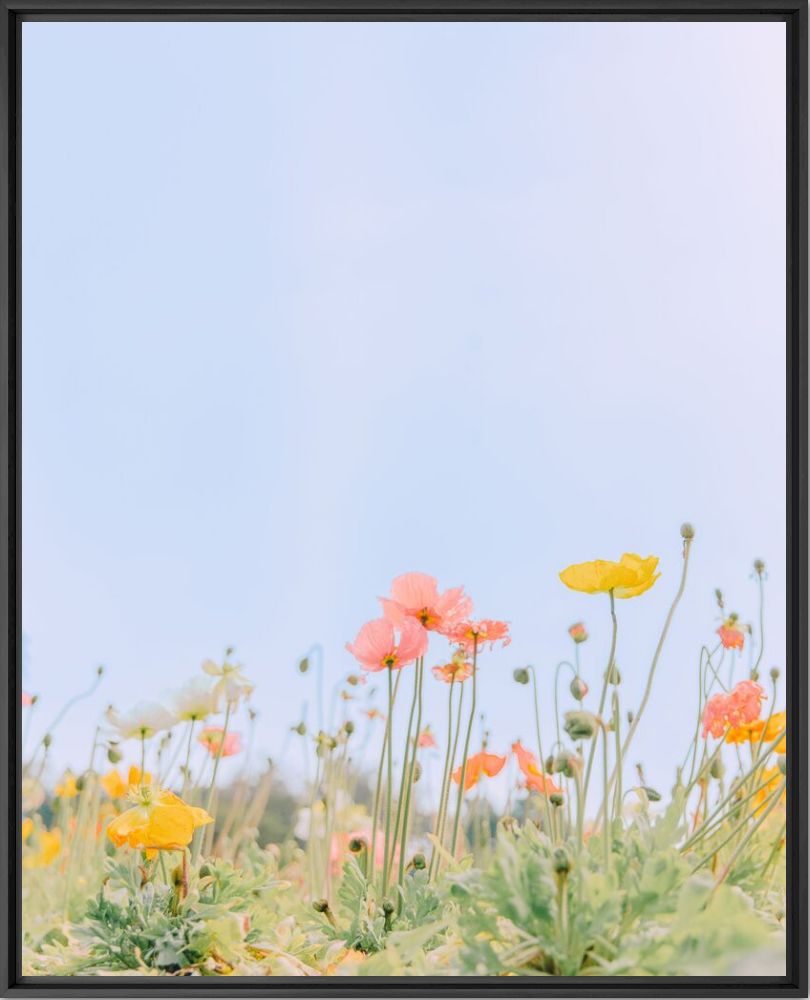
[725,710,786,752]
[22,827,61,869]
[101,766,150,799]
[55,772,78,798]
[21,817,33,842]
[107,782,212,854]
[559,553,660,599]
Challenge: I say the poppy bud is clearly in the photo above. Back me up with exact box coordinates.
[107,748,122,764]
[680,522,695,540]
[709,757,725,780]
[553,749,582,778]
[347,674,360,686]
[754,558,766,576]
[42,733,52,749]
[642,786,661,802]
[412,853,426,870]
[344,721,355,736]
[513,667,530,685]
[564,711,596,742]
[312,898,330,913]
[626,710,634,725]
[606,663,621,685]
[778,754,787,775]
[96,664,105,677]
[770,666,780,681]
[545,754,555,773]
[568,622,588,644]
[552,847,571,875]
[298,657,310,675]
[199,862,214,878]
[75,775,86,792]
[715,588,724,610]
[550,793,564,807]
[413,761,423,783]
[348,837,365,854]
[381,899,395,916]
[750,669,760,681]
[569,676,589,701]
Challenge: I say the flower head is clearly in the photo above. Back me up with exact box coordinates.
[452,750,506,791]
[702,680,765,739]
[198,726,243,758]
[107,776,212,855]
[568,622,588,644]
[346,617,428,672]
[417,727,438,749]
[172,676,219,723]
[106,701,177,741]
[512,741,563,797]
[101,766,150,799]
[55,772,78,799]
[202,656,253,709]
[431,648,474,683]
[21,692,35,708]
[445,620,510,653]
[717,616,746,650]
[363,708,386,722]
[22,826,61,869]
[379,572,473,636]
[559,553,660,599]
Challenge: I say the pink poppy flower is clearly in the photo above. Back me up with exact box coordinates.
[417,727,437,749]
[21,692,34,708]
[379,572,473,636]
[701,680,764,738]
[431,648,474,683]
[346,617,428,672]
[717,618,745,650]
[446,619,511,652]
[198,727,243,758]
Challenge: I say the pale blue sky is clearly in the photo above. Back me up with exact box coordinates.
[22,21,786,802]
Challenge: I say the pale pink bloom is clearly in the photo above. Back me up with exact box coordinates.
[717,619,745,650]
[446,619,511,652]
[432,648,474,683]
[346,617,428,672]
[198,726,243,758]
[379,572,473,636]
[21,692,34,708]
[417,727,438,749]
[702,693,729,739]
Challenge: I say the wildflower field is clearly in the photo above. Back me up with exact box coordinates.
[21,524,787,978]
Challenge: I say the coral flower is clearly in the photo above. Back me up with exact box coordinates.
[446,620,511,652]
[452,751,507,791]
[198,727,243,758]
[417,727,438,749]
[717,617,746,650]
[346,617,428,672]
[379,572,473,636]
[21,692,34,707]
[568,622,588,644]
[22,827,61,870]
[364,708,386,722]
[559,554,660,599]
[55,773,78,799]
[512,741,562,796]
[702,680,765,738]
[432,649,474,683]
[107,774,212,855]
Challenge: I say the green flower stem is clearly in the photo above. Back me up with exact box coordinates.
[398,658,424,889]
[752,570,766,677]
[382,666,395,892]
[601,722,610,875]
[194,700,232,863]
[620,535,693,763]
[391,659,420,877]
[553,660,577,751]
[450,638,479,858]
[180,720,196,798]
[611,692,622,827]
[368,670,401,882]
[701,778,785,884]
[682,772,781,852]
[433,679,466,878]
[583,590,617,806]
[429,676,456,881]
[530,666,554,835]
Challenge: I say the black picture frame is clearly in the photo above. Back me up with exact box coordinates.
[1,3,806,995]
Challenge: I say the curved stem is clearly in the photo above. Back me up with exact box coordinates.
[450,640,478,857]
[531,667,554,835]
[583,591,617,805]
[391,660,420,876]
[398,658,423,889]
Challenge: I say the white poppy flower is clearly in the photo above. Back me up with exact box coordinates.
[172,676,219,722]
[106,701,176,740]
[201,657,253,709]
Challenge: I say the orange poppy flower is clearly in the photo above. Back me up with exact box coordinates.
[452,751,506,791]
